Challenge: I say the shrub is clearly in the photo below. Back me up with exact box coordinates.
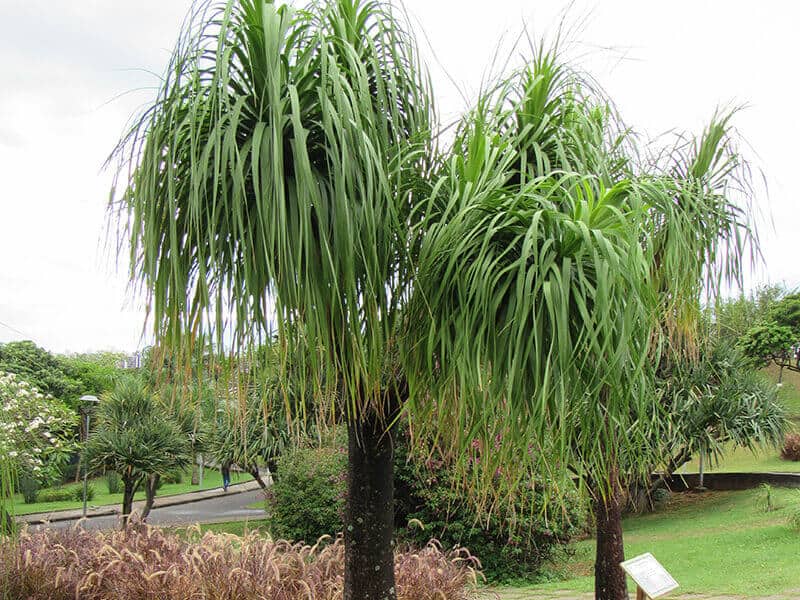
[72,483,95,502]
[37,486,76,503]
[651,487,671,510]
[781,433,800,461]
[395,440,586,582]
[0,525,482,600]
[398,476,585,581]
[162,470,183,485]
[269,445,347,542]
[106,471,121,494]
[18,475,39,504]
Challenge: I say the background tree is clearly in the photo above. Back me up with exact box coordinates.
[0,341,83,409]
[632,341,786,510]
[767,293,800,332]
[210,391,288,491]
[60,352,124,398]
[712,284,785,345]
[738,321,796,375]
[84,377,191,526]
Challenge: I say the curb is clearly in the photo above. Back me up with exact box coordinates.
[17,480,264,525]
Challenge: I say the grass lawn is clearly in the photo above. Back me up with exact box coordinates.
[678,444,800,474]
[12,468,254,516]
[764,364,800,417]
[498,488,800,598]
[167,518,272,539]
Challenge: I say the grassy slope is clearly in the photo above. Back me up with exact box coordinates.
[502,488,800,598]
[764,364,800,416]
[13,469,254,515]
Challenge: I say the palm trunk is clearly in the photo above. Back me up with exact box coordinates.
[343,408,397,600]
[140,474,160,521]
[248,465,269,491]
[593,466,627,600]
[191,457,200,486]
[121,476,140,528]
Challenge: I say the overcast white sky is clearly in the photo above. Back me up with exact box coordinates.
[1,0,798,354]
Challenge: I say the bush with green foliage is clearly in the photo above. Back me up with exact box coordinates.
[395,445,586,582]
[105,471,121,494]
[782,433,800,461]
[162,470,183,485]
[36,487,73,503]
[268,445,347,543]
[18,475,40,504]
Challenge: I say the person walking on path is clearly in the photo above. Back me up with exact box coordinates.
[221,461,231,492]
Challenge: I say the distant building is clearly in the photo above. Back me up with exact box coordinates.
[118,352,143,370]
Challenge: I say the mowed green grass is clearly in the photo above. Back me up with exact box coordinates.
[12,469,254,516]
[677,443,800,474]
[499,488,800,598]
[171,518,272,538]
[764,364,800,417]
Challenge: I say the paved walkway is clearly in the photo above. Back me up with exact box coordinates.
[29,489,267,531]
[18,479,265,527]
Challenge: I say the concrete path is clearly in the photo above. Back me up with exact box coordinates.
[29,489,267,531]
[19,480,266,529]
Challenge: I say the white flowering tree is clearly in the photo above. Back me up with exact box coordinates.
[0,371,78,484]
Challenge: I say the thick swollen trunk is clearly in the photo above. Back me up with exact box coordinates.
[140,474,160,521]
[343,411,396,600]
[593,470,628,600]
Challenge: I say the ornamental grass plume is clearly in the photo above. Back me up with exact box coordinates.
[0,522,483,600]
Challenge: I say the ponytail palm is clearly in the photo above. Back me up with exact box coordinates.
[407,49,654,499]
[408,49,758,600]
[112,0,433,596]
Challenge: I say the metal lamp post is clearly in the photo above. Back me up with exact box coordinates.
[79,395,100,518]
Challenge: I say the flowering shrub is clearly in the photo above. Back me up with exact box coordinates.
[0,371,78,483]
[0,525,482,600]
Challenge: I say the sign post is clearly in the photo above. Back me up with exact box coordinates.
[620,553,679,599]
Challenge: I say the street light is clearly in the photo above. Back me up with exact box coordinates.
[79,395,100,518]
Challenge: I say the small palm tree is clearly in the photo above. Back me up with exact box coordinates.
[84,377,191,527]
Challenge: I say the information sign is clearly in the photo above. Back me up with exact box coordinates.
[620,553,679,599]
